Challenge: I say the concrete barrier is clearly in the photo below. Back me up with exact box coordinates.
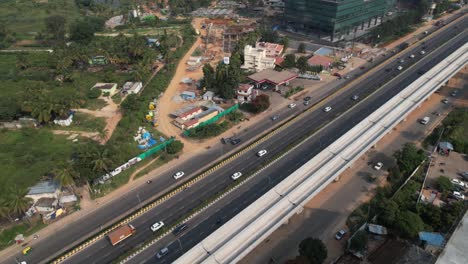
[174,43,468,264]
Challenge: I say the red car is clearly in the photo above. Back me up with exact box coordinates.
[333,72,342,78]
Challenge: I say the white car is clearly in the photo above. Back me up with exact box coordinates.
[374,162,383,170]
[173,171,185,180]
[288,103,296,108]
[451,179,465,188]
[397,66,403,71]
[442,98,449,104]
[150,221,164,232]
[323,106,332,112]
[335,230,346,240]
[231,172,242,180]
[420,50,426,55]
[257,149,267,157]
[453,191,465,200]
[409,54,415,58]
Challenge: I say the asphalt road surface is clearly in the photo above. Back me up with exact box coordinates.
[61,15,468,264]
[8,12,466,264]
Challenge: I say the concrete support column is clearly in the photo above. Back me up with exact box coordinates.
[361,21,364,30]
[374,16,378,25]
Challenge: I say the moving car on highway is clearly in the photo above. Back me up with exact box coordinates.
[173,171,185,180]
[231,172,242,180]
[257,150,267,157]
[323,106,332,112]
[150,221,164,232]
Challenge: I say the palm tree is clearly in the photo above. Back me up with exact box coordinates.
[97,128,109,142]
[91,148,112,173]
[0,199,14,223]
[7,186,32,216]
[53,162,78,189]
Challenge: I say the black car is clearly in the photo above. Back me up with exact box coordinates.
[173,223,188,236]
[304,96,312,101]
[231,138,241,145]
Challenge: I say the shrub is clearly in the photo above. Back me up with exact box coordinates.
[241,94,270,113]
[187,122,230,138]
[166,140,184,154]
[349,230,368,252]
[226,110,244,123]
[436,176,453,193]
[86,88,101,99]
[298,237,327,264]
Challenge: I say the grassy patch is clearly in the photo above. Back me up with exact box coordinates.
[83,98,108,111]
[0,129,75,201]
[111,93,122,104]
[134,154,175,179]
[0,221,47,250]
[50,112,106,132]
[0,0,81,41]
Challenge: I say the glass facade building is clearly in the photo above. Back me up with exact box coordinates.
[285,0,395,41]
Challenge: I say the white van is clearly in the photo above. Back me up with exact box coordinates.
[420,116,430,125]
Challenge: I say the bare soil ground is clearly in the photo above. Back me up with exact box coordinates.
[75,96,122,144]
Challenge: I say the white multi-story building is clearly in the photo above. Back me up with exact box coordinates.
[242,42,284,72]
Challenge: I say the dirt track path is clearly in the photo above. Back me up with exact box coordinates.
[156,19,204,151]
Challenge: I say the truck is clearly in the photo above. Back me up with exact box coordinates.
[108,224,136,246]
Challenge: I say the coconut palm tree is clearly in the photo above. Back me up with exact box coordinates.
[7,186,32,216]
[53,162,79,190]
[0,199,14,223]
[91,148,112,173]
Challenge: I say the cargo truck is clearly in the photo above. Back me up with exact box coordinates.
[108,224,136,246]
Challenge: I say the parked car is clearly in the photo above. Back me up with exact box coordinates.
[451,91,458,97]
[257,149,267,157]
[452,191,465,200]
[333,72,342,78]
[150,221,164,232]
[451,179,465,189]
[374,162,383,170]
[420,116,430,125]
[442,98,449,104]
[420,50,426,55]
[231,138,241,145]
[304,96,312,101]
[231,172,242,180]
[335,230,346,240]
[409,54,415,58]
[351,95,359,101]
[323,106,332,112]
[288,103,297,108]
[397,66,403,71]
[173,171,185,180]
[271,115,279,121]
[461,172,468,180]
[304,100,310,106]
[221,137,231,144]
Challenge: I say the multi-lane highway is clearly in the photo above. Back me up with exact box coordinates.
[8,11,466,264]
[57,14,468,264]
[128,18,467,264]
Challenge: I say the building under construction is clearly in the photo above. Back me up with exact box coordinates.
[223,24,257,53]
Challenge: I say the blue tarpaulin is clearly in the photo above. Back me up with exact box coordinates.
[419,232,444,247]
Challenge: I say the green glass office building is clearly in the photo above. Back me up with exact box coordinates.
[285,0,395,41]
